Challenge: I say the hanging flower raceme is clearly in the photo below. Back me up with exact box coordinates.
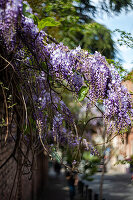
[0,0,23,52]
[46,43,133,134]
[0,0,133,155]
[46,44,112,98]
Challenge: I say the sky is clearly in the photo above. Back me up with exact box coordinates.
[93,0,133,72]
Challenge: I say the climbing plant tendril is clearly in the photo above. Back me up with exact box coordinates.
[0,0,133,164]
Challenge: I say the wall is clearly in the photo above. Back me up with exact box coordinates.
[0,103,48,200]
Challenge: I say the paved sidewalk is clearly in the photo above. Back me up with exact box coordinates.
[39,167,80,200]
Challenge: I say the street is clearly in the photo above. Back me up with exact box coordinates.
[81,172,133,200]
[39,165,133,200]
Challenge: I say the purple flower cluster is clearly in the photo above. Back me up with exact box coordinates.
[46,43,83,92]
[103,65,133,134]
[0,0,23,52]
[0,0,133,153]
[46,42,133,134]
[46,43,112,100]
[32,71,76,146]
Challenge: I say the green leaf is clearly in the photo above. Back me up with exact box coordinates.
[2,86,9,90]
[78,86,89,101]
[22,3,29,16]
[33,15,39,25]
[8,103,17,109]
[51,150,61,163]
[22,3,32,18]
[22,3,39,25]
[38,17,61,31]
[41,62,47,71]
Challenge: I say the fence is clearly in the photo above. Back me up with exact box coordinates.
[78,181,106,200]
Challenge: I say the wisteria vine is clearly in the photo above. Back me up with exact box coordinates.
[0,0,133,159]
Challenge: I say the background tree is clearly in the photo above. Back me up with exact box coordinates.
[26,0,133,59]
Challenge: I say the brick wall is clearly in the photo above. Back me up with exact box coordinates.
[0,103,48,200]
[0,103,17,200]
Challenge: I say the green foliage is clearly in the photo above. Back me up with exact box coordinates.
[80,23,115,58]
[73,0,133,23]
[114,156,133,168]
[51,147,62,163]
[25,0,44,15]
[38,17,61,31]
[64,147,81,165]
[115,156,133,166]
[115,29,133,49]
[23,2,39,24]
[78,86,89,102]
[0,118,7,127]
[80,152,100,181]
[23,2,60,29]
[123,70,133,82]
[113,29,133,81]
[107,0,133,13]
[0,81,9,90]
[26,0,117,59]
[8,103,17,109]
[115,159,129,165]
[22,2,30,15]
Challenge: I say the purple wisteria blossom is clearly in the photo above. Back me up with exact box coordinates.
[0,0,132,155]
[46,43,133,134]
[0,0,23,52]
